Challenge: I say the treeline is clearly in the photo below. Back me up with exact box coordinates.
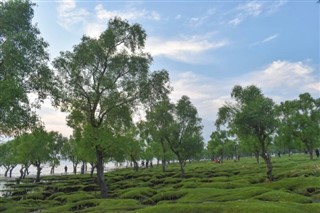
[208,85,319,181]
[0,0,319,199]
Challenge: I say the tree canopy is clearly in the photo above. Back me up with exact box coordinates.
[0,0,52,135]
[51,17,170,198]
[216,85,277,181]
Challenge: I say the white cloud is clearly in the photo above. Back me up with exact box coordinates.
[82,4,161,38]
[240,61,315,92]
[146,35,228,63]
[56,2,161,38]
[57,0,89,30]
[95,4,160,21]
[250,33,279,47]
[228,17,242,26]
[229,0,287,26]
[237,1,263,17]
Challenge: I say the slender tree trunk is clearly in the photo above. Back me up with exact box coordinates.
[96,149,108,198]
[130,155,139,172]
[254,151,260,164]
[73,163,77,174]
[9,165,16,178]
[178,159,185,178]
[160,139,166,172]
[19,166,24,181]
[50,165,55,174]
[4,166,9,177]
[23,165,29,178]
[35,164,42,183]
[307,145,313,160]
[90,165,95,177]
[260,152,273,181]
[89,162,96,177]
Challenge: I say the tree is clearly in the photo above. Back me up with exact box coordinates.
[274,101,297,156]
[0,140,18,177]
[123,126,144,171]
[51,17,170,197]
[216,85,277,181]
[61,135,82,174]
[278,93,320,159]
[164,96,204,177]
[17,128,63,182]
[207,130,230,162]
[145,100,173,172]
[48,132,66,174]
[0,0,52,135]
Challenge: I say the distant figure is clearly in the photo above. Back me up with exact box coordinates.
[141,160,145,167]
[278,151,281,157]
[315,148,320,158]
[64,165,67,174]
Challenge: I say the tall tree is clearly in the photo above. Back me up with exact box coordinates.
[216,85,277,181]
[52,18,170,198]
[0,0,52,135]
[145,100,175,172]
[165,96,204,177]
[275,101,297,156]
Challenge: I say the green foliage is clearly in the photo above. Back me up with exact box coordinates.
[51,17,170,197]
[277,93,320,159]
[1,154,320,212]
[216,85,277,180]
[0,0,53,135]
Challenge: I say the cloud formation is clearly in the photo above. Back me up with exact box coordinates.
[229,0,287,26]
[146,35,228,63]
[57,0,89,30]
[170,60,318,140]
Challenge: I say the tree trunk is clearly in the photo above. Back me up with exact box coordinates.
[161,159,166,172]
[35,164,42,182]
[50,165,55,174]
[178,159,185,178]
[160,139,166,172]
[89,162,96,177]
[130,155,139,172]
[254,151,260,164]
[19,166,24,181]
[23,165,29,178]
[261,153,273,181]
[4,166,9,177]
[9,165,16,178]
[73,164,77,174]
[307,148,313,160]
[96,149,108,198]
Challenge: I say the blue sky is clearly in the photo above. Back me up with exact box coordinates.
[32,0,319,141]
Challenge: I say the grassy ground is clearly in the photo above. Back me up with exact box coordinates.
[0,154,319,212]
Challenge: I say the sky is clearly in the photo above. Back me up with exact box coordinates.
[31,0,320,141]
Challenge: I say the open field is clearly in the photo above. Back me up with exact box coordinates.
[1,154,320,213]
